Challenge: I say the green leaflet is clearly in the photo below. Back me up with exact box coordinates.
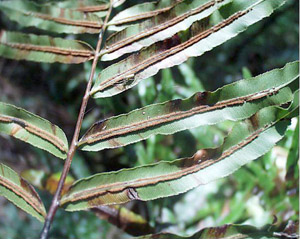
[0,30,94,64]
[107,0,180,31]
[103,0,231,61]
[79,61,298,151]
[0,0,103,34]
[21,168,153,236]
[61,97,297,210]
[0,102,69,159]
[92,0,287,98]
[54,0,108,14]
[0,163,46,222]
[136,224,279,239]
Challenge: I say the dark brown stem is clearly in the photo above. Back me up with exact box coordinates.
[39,4,113,239]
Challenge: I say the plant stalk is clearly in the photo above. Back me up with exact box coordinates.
[39,4,113,239]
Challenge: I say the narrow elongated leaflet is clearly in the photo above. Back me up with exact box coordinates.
[92,0,287,97]
[102,0,231,61]
[61,98,297,210]
[54,0,109,13]
[0,0,103,34]
[107,0,181,31]
[79,61,298,151]
[20,168,153,236]
[0,31,94,64]
[137,224,280,239]
[0,102,68,159]
[0,163,46,222]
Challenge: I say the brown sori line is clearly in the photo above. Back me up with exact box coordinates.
[96,9,248,91]
[0,116,11,123]
[104,0,223,53]
[0,115,67,152]
[1,43,94,57]
[109,7,173,26]
[81,87,278,144]
[76,5,109,12]
[0,174,45,216]
[108,0,181,26]
[32,12,102,28]
[63,125,267,203]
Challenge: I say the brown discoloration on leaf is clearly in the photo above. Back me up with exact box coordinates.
[104,0,222,54]
[190,16,211,37]
[87,195,106,207]
[193,149,210,162]
[160,34,181,51]
[208,224,229,238]
[1,114,67,152]
[0,166,46,217]
[86,190,131,207]
[51,123,57,136]
[10,125,22,136]
[168,98,182,112]
[59,8,65,19]
[69,8,74,20]
[179,155,199,168]
[76,4,109,12]
[49,36,55,47]
[179,149,215,168]
[81,87,279,146]
[194,91,209,106]
[108,138,122,148]
[82,119,107,138]
[95,10,249,94]
[20,178,43,205]
[248,113,260,131]
[64,125,268,205]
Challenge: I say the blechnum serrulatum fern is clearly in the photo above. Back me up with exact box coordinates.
[0,0,298,238]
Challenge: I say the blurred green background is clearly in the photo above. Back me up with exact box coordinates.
[0,0,298,238]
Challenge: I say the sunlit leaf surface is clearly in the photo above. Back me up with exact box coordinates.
[103,0,231,61]
[61,95,297,210]
[92,0,287,97]
[81,62,298,151]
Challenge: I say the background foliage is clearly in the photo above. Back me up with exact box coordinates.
[0,0,298,238]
